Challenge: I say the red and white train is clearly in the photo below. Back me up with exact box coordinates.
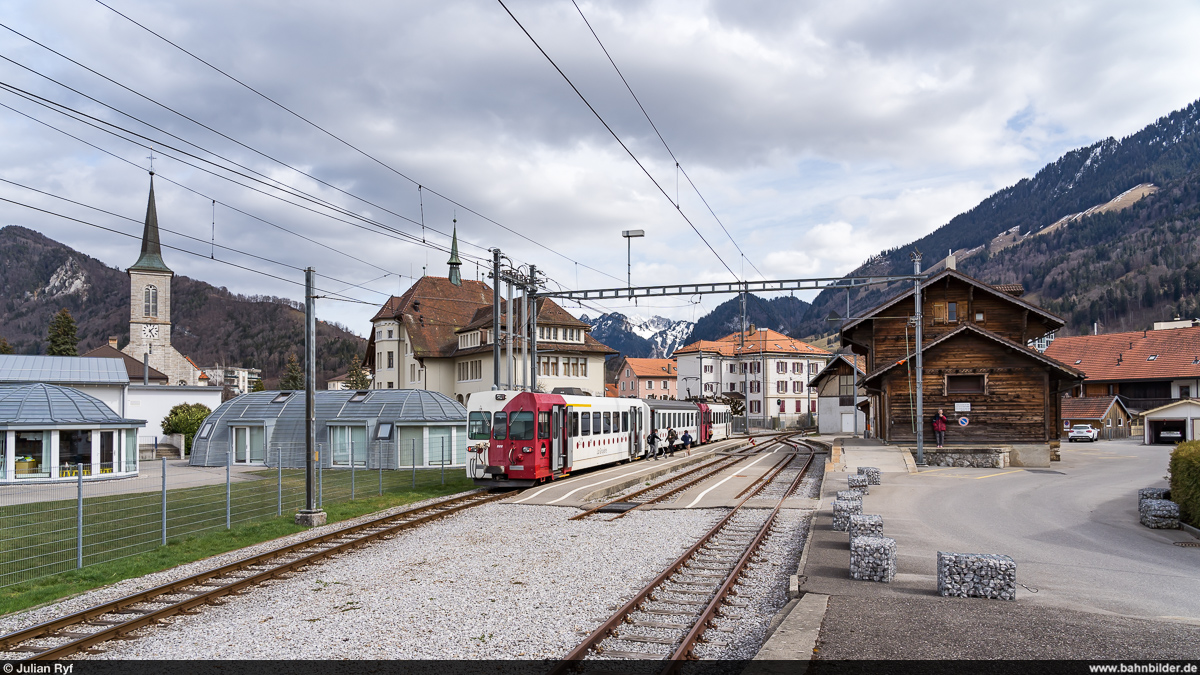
[466,391,732,487]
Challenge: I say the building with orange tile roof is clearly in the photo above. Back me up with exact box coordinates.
[1060,396,1132,440]
[363,246,616,402]
[616,357,677,399]
[674,328,832,425]
[1044,324,1200,412]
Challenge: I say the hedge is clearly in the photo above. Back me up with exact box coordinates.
[1169,441,1200,528]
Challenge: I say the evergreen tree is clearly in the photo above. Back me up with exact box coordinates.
[279,352,304,390]
[344,354,371,390]
[0,337,13,355]
[250,378,265,392]
[46,308,78,356]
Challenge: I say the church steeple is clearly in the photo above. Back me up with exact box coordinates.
[447,219,462,286]
[128,173,172,274]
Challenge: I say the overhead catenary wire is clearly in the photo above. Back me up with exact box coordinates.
[83,3,632,288]
[0,81,498,287]
[496,0,739,282]
[0,99,414,286]
[569,0,766,281]
[0,53,487,264]
[0,195,380,305]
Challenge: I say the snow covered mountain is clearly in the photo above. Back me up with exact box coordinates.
[581,313,696,358]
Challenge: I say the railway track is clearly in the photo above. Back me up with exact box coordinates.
[0,489,511,660]
[552,438,817,669]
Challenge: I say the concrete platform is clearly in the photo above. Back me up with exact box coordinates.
[505,437,754,507]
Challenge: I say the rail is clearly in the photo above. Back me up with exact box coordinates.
[0,490,512,660]
[550,437,814,669]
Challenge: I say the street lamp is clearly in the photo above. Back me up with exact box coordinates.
[622,230,645,295]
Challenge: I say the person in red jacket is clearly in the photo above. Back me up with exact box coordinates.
[932,409,949,448]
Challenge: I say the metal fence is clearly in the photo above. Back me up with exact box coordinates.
[0,442,466,590]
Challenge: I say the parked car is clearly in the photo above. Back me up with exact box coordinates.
[1068,424,1099,442]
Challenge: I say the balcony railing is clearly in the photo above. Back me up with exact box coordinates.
[1116,395,1181,412]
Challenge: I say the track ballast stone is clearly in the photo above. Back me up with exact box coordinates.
[59,503,724,660]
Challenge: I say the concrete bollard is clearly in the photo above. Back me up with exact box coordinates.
[857,466,882,485]
[850,536,896,583]
[848,474,869,495]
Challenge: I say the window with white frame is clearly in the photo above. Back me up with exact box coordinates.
[808,362,818,374]
[749,381,761,393]
[457,359,482,382]
[539,356,559,377]
[792,362,801,373]
[143,285,158,317]
[792,381,802,393]
[729,363,737,374]
[776,362,787,374]
[661,380,668,390]
[703,364,714,374]
[750,400,761,414]
[646,380,654,390]
[776,381,787,393]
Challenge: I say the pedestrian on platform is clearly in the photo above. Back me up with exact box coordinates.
[680,430,693,456]
[932,409,949,448]
[666,428,678,456]
[647,429,660,460]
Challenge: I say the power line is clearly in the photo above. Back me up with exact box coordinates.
[0,194,380,305]
[0,52,490,265]
[86,3,632,288]
[496,0,739,281]
[0,78,491,269]
[569,0,766,281]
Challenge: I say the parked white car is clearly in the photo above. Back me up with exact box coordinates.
[1068,424,1099,442]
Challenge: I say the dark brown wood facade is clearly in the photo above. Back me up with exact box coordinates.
[842,269,1083,445]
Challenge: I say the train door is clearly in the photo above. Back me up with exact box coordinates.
[633,403,643,456]
[552,405,565,472]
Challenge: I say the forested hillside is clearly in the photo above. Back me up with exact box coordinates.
[797,97,1200,338]
[0,226,365,387]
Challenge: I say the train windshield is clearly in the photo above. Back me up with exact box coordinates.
[468,412,491,440]
[492,412,507,440]
[510,411,535,440]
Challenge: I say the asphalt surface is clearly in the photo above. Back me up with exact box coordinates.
[816,595,1200,660]
[802,437,1200,659]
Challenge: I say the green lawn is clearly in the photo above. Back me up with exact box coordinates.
[0,469,474,617]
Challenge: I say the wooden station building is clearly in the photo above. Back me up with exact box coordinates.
[841,268,1084,450]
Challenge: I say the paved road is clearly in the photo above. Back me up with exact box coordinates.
[790,437,1200,659]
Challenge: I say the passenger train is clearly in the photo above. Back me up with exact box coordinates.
[466,391,732,487]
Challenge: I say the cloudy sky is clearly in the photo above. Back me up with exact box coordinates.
[2,0,1200,334]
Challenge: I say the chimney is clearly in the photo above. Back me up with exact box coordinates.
[945,250,956,270]
[108,336,118,349]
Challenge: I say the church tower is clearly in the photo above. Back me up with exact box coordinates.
[121,174,203,385]
[447,220,462,286]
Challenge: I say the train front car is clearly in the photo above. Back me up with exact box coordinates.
[706,402,732,441]
[466,391,564,488]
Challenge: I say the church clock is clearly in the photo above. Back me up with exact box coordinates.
[141,324,159,339]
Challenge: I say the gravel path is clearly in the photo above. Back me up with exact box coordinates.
[59,503,724,660]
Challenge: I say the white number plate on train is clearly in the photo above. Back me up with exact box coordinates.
[509,465,524,471]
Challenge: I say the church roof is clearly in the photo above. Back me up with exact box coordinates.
[81,345,168,383]
[128,175,173,274]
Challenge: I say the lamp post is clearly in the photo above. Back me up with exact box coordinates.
[622,230,644,296]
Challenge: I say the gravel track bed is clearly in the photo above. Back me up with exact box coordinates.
[64,503,723,660]
[588,455,729,504]
[693,508,813,659]
[0,490,483,636]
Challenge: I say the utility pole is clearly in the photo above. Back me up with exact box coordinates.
[912,251,926,466]
[529,265,538,392]
[520,270,528,392]
[296,267,325,527]
[849,289,858,438]
[491,249,501,390]
[741,286,749,435]
[506,267,514,390]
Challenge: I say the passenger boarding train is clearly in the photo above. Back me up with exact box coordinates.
[466,391,732,487]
